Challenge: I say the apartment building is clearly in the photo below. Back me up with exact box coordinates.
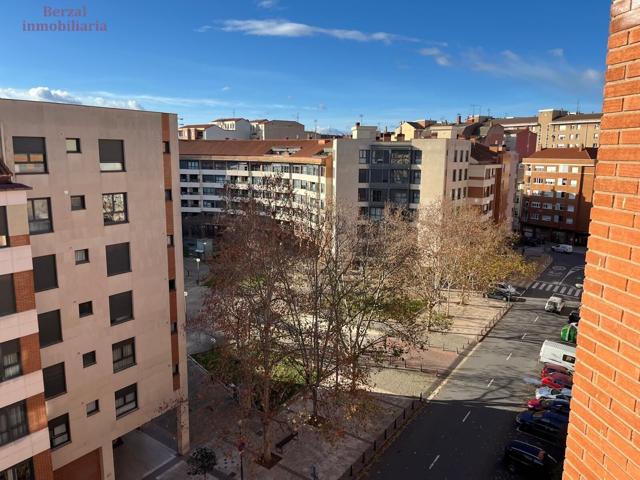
[179,139,332,235]
[179,118,307,141]
[249,119,305,140]
[0,99,188,479]
[563,3,640,479]
[520,147,596,245]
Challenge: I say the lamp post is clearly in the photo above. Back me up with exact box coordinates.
[183,291,188,323]
[196,258,201,286]
[203,241,207,261]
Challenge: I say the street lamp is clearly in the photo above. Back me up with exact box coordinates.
[183,291,188,323]
[196,258,201,286]
[203,241,207,260]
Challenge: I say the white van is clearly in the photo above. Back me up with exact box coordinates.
[539,340,576,371]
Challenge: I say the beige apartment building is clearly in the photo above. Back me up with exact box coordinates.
[179,118,307,141]
[0,99,188,479]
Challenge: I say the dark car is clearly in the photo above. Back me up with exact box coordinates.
[541,363,572,379]
[527,398,571,416]
[483,289,512,302]
[503,439,558,474]
[516,410,568,443]
[568,310,580,324]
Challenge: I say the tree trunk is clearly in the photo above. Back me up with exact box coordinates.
[311,386,319,420]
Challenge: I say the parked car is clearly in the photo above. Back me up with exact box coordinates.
[492,282,517,295]
[539,340,576,371]
[541,372,573,389]
[541,363,572,379]
[545,295,565,313]
[515,410,569,443]
[551,244,573,253]
[503,439,558,474]
[527,398,571,415]
[484,289,513,302]
[568,310,580,324]
[535,386,572,400]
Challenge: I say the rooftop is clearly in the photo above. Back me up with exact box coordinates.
[526,147,598,160]
[470,143,499,164]
[179,139,332,160]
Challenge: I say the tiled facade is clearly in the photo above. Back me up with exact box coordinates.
[563,1,640,479]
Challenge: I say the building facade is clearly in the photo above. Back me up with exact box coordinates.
[0,99,189,479]
[563,2,640,479]
[179,118,307,142]
[520,148,596,245]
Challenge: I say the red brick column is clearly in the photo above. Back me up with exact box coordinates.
[563,1,640,479]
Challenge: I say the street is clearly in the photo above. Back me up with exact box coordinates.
[365,254,583,479]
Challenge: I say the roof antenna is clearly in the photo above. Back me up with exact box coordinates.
[576,99,581,114]
[359,114,364,124]
[232,108,236,117]
[314,119,318,134]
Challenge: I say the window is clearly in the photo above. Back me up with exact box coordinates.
[358,150,370,164]
[0,340,21,383]
[410,170,421,184]
[99,139,125,171]
[79,301,93,317]
[542,215,552,222]
[457,188,462,200]
[12,137,47,174]
[452,170,457,182]
[543,203,553,210]
[27,198,53,234]
[38,310,62,348]
[70,195,85,211]
[570,180,578,187]
[48,414,70,449]
[358,169,369,183]
[530,213,540,220]
[559,165,569,173]
[115,384,138,418]
[109,291,133,325]
[370,169,389,183]
[372,150,390,164]
[167,235,174,247]
[169,279,176,291]
[531,202,541,208]
[567,205,575,212]
[173,363,179,376]
[465,151,469,162]
[33,255,58,292]
[105,243,130,276]
[164,189,172,202]
[102,193,128,225]
[451,189,455,201]
[0,401,28,446]
[464,169,468,180]
[171,322,178,334]
[0,274,16,317]
[163,141,170,154]
[410,190,420,204]
[412,150,422,164]
[0,458,34,479]
[358,189,368,202]
[86,400,99,417]
[82,351,96,368]
[0,207,8,248]
[371,189,386,202]
[112,338,136,372]
[533,178,544,184]
[566,217,574,225]
[547,166,557,172]
[571,166,579,173]
[66,138,81,153]
[43,363,66,399]
[75,249,89,265]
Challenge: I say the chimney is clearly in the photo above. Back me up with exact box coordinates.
[382,132,392,141]
[355,122,360,127]
[397,133,405,141]
[456,114,462,124]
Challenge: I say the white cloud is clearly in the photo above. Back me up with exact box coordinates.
[549,48,564,58]
[194,25,212,33]
[0,86,144,110]
[464,48,603,92]
[221,19,418,44]
[257,0,278,8]
[221,86,231,91]
[419,47,452,66]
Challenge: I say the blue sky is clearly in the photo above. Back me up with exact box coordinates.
[1,0,611,133]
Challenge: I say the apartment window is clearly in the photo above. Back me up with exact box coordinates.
[547,166,557,172]
[0,458,34,479]
[38,310,62,348]
[171,322,178,334]
[167,235,174,247]
[86,400,99,417]
[542,215,552,222]
[169,279,176,291]
[33,255,58,292]
[543,203,553,210]
[453,151,458,162]
[533,178,544,184]
[109,291,133,325]
[567,205,575,212]
[0,401,28,446]
[412,150,422,164]
[358,169,369,183]
[68,195,86,212]
[570,180,578,187]
[559,165,569,173]
[410,190,420,204]
[173,363,179,376]
[568,193,576,200]
[531,202,541,208]
[372,150,390,164]
[0,207,8,248]
[452,170,457,182]
[571,166,579,173]
[566,218,574,225]
[43,363,66,399]
[79,301,93,317]
[0,339,21,383]
[451,189,455,201]
[164,190,172,202]
[12,137,47,174]
[465,151,469,162]
[358,189,368,202]
[75,249,89,265]
[464,169,468,180]
[0,274,16,317]
[66,138,81,153]
[48,414,70,449]
[99,139,125,171]
[530,213,540,220]
[358,150,370,164]
[102,193,128,225]
[82,351,96,368]
[163,141,170,154]
[112,338,136,372]
[115,384,138,418]
[371,189,386,202]
[27,198,53,234]
[370,169,389,183]
[105,243,130,276]
[410,170,421,184]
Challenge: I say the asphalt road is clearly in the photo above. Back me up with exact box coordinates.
[524,251,586,301]
[365,269,581,479]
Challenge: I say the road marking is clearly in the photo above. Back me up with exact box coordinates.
[552,285,560,292]
[521,333,528,340]
[487,378,494,388]
[506,352,512,361]
[545,284,554,291]
[429,454,440,470]
[532,282,540,289]
[567,288,575,296]
[534,315,539,323]
[559,286,567,294]
[462,410,471,423]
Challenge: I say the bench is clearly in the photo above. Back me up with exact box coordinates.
[275,431,299,454]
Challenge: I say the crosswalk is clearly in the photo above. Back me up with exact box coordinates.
[527,281,582,298]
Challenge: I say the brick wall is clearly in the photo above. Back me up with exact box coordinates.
[563,1,640,479]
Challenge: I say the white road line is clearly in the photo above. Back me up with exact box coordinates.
[521,333,528,340]
[532,282,540,289]
[546,284,554,291]
[534,315,539,323]
[552,285,560,292]
[429,454,440,470]
[462,411,471,423]
[487,378,495,388]
[567,288,575,296]
[560,287,567,294]
[506,352,512,361]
